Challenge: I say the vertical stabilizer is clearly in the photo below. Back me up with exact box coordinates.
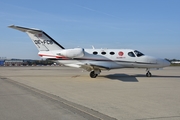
[8,25,65,51]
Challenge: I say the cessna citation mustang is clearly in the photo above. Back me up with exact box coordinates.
[9,25,170,78]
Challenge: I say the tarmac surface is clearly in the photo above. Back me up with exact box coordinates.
[0,78,99,120]
[0,66,180,120]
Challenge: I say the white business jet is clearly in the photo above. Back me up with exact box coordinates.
[9,25,170,78]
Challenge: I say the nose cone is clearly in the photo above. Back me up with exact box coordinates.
[157,59,171,67]
[163,59,171,67]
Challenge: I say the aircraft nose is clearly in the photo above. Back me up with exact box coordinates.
[157,59,170,67]
[163,59,171,67]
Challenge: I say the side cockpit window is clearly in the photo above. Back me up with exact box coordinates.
[134,50,144,57]
[128,52,135,57]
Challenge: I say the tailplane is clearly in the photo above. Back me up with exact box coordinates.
[8,25,65,51]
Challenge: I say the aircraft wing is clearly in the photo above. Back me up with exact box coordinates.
[80,63,110,72]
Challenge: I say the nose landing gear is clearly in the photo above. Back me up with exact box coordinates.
[146,68,152,77]
[146,71,152,77]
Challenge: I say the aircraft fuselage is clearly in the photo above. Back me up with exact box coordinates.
[38,49,170,70]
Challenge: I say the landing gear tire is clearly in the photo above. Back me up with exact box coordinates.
[146,71,152,77]
[90,71,98,78]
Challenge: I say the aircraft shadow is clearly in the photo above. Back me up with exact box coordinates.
[99,74,139,82]
[99,74,180,82]
[133,74,180,78]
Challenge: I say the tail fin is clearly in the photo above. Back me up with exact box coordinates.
[8,25,65,51]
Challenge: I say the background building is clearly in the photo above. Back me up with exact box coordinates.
[4,59,24,66]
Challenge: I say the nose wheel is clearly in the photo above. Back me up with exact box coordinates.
[146,71,152,77]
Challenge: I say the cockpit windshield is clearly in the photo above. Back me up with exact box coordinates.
[134,50,144,57]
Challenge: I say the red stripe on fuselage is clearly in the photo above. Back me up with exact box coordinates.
[38,54,67,59]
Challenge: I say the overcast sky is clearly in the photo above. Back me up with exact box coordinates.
[0,0,179,59]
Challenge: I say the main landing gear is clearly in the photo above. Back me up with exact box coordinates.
[146,69,152,77]
[90,71,98,78]
[90,69,101,78]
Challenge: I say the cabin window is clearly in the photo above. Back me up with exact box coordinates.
[110,52,115,55]
[101,51,106,55]
[93,51,98,55]
[128,52,135,57]
[134,50,144,57]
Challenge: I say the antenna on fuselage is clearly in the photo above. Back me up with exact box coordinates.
[92,45,95,49]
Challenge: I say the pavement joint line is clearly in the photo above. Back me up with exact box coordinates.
[1,76,117,120]
[135,115,180,120]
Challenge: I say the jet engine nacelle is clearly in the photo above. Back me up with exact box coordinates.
[58,48,84,58]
